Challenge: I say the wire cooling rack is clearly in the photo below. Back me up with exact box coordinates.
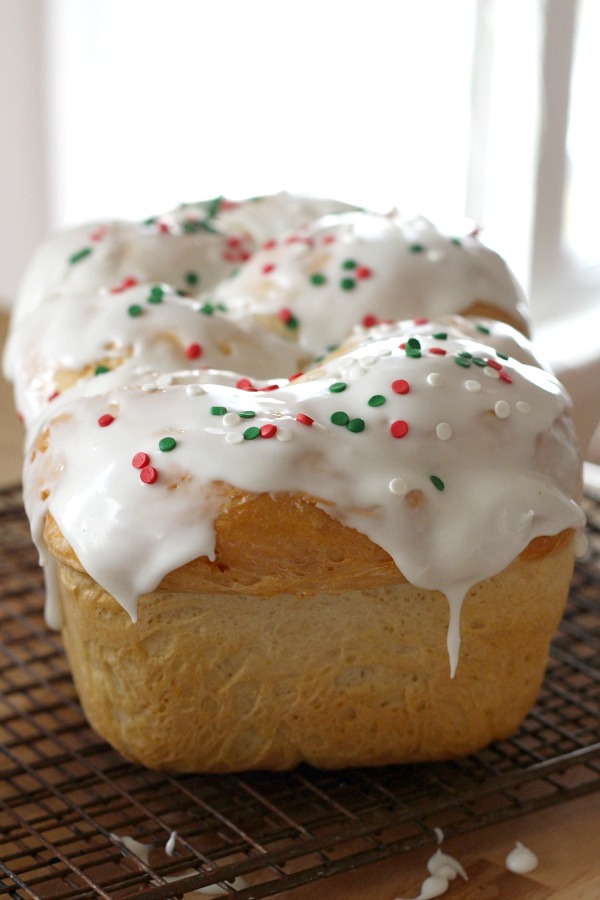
[0,485,599,899]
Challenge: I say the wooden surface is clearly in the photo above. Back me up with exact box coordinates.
[1,310,599,899]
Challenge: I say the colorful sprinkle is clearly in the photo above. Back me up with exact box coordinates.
[362,314,378,328]
[408,243,424,253]
[211,406,227,416]
[476,324,490,334]
[430,475,445,491]
[140,466,158,484]
[331,411,350,426]
[147,285,164,304]
[97,414,114,427]
[111,277,138,293]
[368,395,386,407]
[278,308,299,329]
[391,379,410,395]
[310,273,326,286]
[329,382,347,393]
[185,271,199,287]
[260,424,277,439]
[340,277,356,291]
[389,477,408,496]
[356,266,372,279]
[159,437,177,452]
[494,400,511,419]
[238,410,256,419]
[296,413,314,426]
[347,418,365,433]
[390,420,409,438]
[132,452,150,469]
[427,373,444,387]
[243,426,261,440]
[128,304,143,317]
[342,259,357,270]
[429,347,447,356]
[94,365,109,376]
[185,343,202,359]
[69,247,92,265]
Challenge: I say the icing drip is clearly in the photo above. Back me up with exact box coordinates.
[395,829,468,899]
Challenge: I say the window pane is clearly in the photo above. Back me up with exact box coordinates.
[46,0,476,225]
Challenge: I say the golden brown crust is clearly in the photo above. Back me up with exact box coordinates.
[43,492,571,599]
[53,526,575,772]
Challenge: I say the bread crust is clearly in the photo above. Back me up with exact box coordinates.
[45,508,575,772]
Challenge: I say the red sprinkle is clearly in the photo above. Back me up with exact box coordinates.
[185,342,202,359]
[278,308,293,324]
[48,391,60,402]
[413,317,429,325]
[97,414,115,427]
[236,377,256,391]
[110,276,138,294]
[362,314,378,328]
[260,424,277,439]
[262,263,275,275]
[486,358,502,371]
[132,452,150,469]
[499,371,513,384]
[89,225,108,242]
[140,465,158,484]
[391,379,410,394]
[226,237,241,248]
[429,347,447,355]
[262,239,277,250]
[322,234,336,244]
[356,266,372,279]
[390,420,409,438]
[260,384,279,392]
[296,413,314,426]
[289,372,304,381]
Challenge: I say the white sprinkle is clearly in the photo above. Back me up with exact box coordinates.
[141,383,159,393]
[157,373,174,387]
[165,831,177,856]
[225,432,243,444]
[494,400,510,419]
[505,842,538,874]
[349,363,366,381]
[427,249,446,263]
[516,400,531,414]
[389,477,408,495]
[436,422,452,441]
[360,356,377,368]
[464,380,481,392]
[377,347,393,357]
[186,384,206,396]
[484,366,500,379]
[427,372,444,387]
[222,412,241,427]
[276,427,293,442]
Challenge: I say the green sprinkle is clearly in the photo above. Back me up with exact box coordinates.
[368,394,386,407]
[340,277,356,291]
[472,357,487,367]
[430,475,445,491]
[199,302,214,315]
[238,410,256,419]
[284,314,299,330]
[205,196,222,219]
[216,302,228,312]
[454,356,471,368]
[458,351,473,359]
[347,418,365,433]
[406,348,422,359]
[476,324,490,334]
[432,332,448,340]
[450,237,462,246]
[69,247,92,265]
[326,343,340,352]
[407,337,421,350]
[310,272,326,286]
[159,437,177,452]
[185,271,199,287]
[331,411,350,426]
[210,406,227,416]
[329,382,347,393]
[497,352,509,360]
[128,304,143,317]
[94,365,109,376]
[408,243,424,253]
[243,426,260,440]
[147,285,164,304]
[342,259,357,270]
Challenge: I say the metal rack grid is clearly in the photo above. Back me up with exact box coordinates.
[0,484,598,899]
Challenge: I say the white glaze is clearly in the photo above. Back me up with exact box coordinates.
[505,841,538,874]
[6,193,584,679]
[395,833,468,900]
[24,321,585,676]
